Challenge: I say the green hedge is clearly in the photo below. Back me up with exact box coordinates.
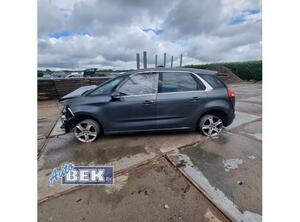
[185,60,262,81]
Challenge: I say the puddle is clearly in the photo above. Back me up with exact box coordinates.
[170,132,262,218]
[169,150,262,222]
[222,158,243,172]
[39,134,154,170]
[226,112,260,130]
[239,120,262,141]
[235,102,262,115]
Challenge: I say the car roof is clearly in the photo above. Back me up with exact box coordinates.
[122,67,217,76]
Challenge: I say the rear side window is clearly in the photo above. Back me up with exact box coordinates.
[201,74,227,89]
[159,72,201,93]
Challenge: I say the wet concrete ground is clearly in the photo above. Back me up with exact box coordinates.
[38,100,61,140]
[38,82,262,222]
[39,159,230,222]
[167,131,261,221]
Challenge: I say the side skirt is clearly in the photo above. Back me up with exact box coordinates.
[104,127,193,135]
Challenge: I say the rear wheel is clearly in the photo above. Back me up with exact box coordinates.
[74,119,100,143]
[199,114,223,137]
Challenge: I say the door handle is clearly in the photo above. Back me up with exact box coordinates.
[191,96,201,101]
[143,100,155,105]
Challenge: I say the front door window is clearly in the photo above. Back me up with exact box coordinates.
[118,73,158,95]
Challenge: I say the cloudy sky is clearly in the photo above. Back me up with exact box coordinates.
[38,0,261,70]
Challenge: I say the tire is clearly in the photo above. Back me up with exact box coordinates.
[74,119,100,143]
[199,114,223,137]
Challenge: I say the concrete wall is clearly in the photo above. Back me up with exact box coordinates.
[38,77,112,100]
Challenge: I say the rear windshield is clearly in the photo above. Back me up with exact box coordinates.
[201,74,227,89]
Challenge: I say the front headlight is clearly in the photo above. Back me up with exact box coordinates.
[60,105,74,120]
[67,106,74,116]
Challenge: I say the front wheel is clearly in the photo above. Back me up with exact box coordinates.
[199,114,223,137]
[74,119,100,143]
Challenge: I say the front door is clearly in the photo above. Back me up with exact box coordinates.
[105,72,159,132]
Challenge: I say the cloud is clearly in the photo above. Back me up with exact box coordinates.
[38,0,64,37]
[38,0,262,69]
[163,0,223,37]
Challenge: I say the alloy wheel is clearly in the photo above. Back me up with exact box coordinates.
[74,120,99,143]
[200,115,223,137]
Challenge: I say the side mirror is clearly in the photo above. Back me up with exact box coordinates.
[111,92,122,101]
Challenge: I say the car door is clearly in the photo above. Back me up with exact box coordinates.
[104,72,159,133]
[156,71,208,130]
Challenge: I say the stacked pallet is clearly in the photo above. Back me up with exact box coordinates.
[206,65,242,84]
[38,79,57,100]
[38,77,112,100]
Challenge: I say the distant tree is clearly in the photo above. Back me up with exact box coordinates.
[185,60,262,81]
[38,70,44,77]
[45,69,52,74]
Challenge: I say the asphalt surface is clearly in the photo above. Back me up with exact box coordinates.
[38,82,262,222]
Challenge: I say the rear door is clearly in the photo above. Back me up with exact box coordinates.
[105,72,159,132]
[156,71,208,129]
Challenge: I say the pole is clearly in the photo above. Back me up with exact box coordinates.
[143,51,147,69]
[164,53,166,67]
[171,56,173,68]
[136,53,140,70]
[180,54,183,67]
[155,55,158,67]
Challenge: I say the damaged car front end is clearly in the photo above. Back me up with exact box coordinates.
[60,105,76,133]
[59,85,98,133]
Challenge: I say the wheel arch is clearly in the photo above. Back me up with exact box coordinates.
[69,112,104,134]
[197,108,230,128]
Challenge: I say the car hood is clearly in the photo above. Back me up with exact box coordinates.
[60,93,110,107]
[59,85,97,102]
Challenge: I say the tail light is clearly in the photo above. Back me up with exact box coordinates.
[227,89,235,99]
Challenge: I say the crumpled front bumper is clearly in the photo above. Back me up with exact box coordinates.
[60,108,77,133]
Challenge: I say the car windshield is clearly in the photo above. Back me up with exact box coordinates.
[88,75,126,95]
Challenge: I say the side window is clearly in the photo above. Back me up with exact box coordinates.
[201,74,226,89]
[118,73,158,95]
[159,72,199,93]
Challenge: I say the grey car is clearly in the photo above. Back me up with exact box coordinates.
[60,68,235,143]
